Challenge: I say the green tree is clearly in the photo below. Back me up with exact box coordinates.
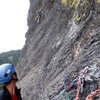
[0,50,20,66]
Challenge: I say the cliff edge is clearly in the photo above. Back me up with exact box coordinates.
[17,0,100,100]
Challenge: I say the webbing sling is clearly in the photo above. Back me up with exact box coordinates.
[54,89,70,100]
[65,92,70,100]
[65,83,74,91]
[55,89,65,99]
[50,85,64,99]
[52,79,77,100]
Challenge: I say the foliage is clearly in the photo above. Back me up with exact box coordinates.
[0,50,20,66]
[75,0,90,24]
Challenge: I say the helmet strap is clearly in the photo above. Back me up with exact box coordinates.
[11,78,18,82]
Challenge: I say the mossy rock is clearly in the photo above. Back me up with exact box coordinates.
[61,0,80,7]
[69,0,80,8]
[75,0,91,24]
[75,13,86,24]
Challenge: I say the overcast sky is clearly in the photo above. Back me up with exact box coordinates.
[0,0,29,53]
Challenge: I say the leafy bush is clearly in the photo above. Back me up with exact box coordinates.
[0,50,20,66]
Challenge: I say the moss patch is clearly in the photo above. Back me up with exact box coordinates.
[61,0,80,8]
[69,0,80,8]
[97,0,100,3]
[75,13,86,24]
[61,0,67,5]
[75,0,90,24]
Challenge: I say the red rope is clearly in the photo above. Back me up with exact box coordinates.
[86,89,99,100]
[74,77,81,100]
[65,83,74,91]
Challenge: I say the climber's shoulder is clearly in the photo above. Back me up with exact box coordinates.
[0,89,4,99]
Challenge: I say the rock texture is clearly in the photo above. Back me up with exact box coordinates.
[16,0,100,100]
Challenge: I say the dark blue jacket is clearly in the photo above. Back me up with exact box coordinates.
[0,86,22,100]
[37,11,41,17]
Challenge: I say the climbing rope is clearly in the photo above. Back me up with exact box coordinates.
[65,92,70,100]
[51,89,70,100]
[50,76,79,100]
[86,89,99,100]
[54,89,65,99]
[75,77,81,100]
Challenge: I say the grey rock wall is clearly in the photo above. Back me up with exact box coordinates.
[16,0,100,100]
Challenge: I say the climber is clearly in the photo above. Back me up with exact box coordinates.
[0,63,22,100]
[35,8,42,23]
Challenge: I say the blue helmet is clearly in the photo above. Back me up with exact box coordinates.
[0,63,16,84]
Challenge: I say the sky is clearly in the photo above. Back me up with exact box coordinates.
[0,0,29,53]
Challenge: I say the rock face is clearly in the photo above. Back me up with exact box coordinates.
[16,0,100,100]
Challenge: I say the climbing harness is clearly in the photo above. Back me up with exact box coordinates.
[50,67,98,100]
